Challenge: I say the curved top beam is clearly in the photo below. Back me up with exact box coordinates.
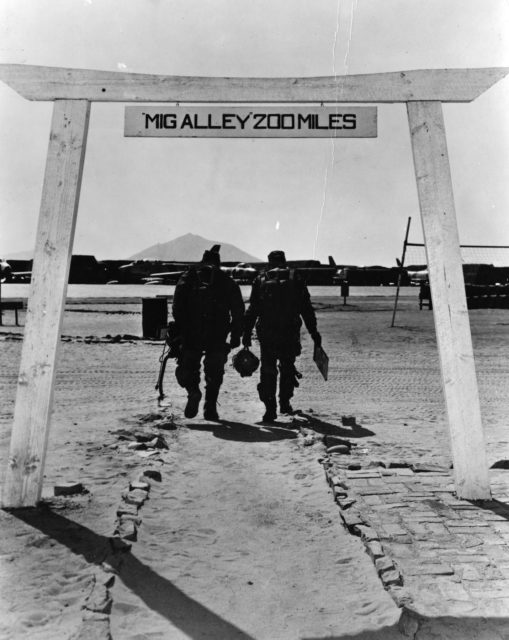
[0,64,507,103]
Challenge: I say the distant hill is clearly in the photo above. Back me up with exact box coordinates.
[129,233,261,263]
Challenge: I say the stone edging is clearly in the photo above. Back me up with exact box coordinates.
[322,461,408,597]
[70,468,160,640]
[71,416,173,640]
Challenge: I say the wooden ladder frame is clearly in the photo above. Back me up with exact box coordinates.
[1,64,507,506]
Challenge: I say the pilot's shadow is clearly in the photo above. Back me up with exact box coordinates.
[184,420,298,442]
[297,413,375,438]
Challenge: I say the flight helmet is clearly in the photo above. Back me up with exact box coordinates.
[232,347,260,377]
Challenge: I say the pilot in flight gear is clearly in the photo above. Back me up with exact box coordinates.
[172,246,244,421]
[242,250,321,422]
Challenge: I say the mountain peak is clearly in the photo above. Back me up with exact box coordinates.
[129,234,260,263]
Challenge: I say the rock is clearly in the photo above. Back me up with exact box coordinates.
[143,469,162,482]
[411,462,450,473]
[133,430,158,442]
[337,497,356,510]
[109,536,132,553]
[130,480,150,492]
[330,476,349,490]
[324,435,352,448]
[301,434,316,446]
[353,524,379,542]
[127,442,146,450]
[116,502,138,517]
[136,450,161,459]
[332,485,347,499]
[148,435,169,450]
[83,582,112,614]
[101,559,121,575]
[381,570,403,586]
[112,428,135,440]
[122,489,148,506]
[366,541,385,560]
[138,412,164,423]
[158,419,177,431]
[72,616,111,640]
[118,514,141,526]
[54,481,84,496]
[375,557,395,574]
[341,510,364,528]
[392,588,415,610]
[115,519,137,542]
[81,610,110,622]
[95,570,115,588]
[327,445,350,455]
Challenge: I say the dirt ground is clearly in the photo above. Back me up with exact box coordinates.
[1,293,508,639]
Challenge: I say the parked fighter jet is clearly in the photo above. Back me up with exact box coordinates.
[220,262,258,283]
[288,256,338,285]
[117,260,192,284]
[406,265,429,285]
[142,269,188,285]
[407,269,429,285]
[0,259,12,282]
[0,259,32,282]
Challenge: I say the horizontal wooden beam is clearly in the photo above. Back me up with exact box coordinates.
[0,64,507,103]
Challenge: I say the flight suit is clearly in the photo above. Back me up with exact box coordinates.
[172,264,244,419]
[243,267,320,419]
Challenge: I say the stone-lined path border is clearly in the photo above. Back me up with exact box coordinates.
[69,412,175,640]
[320,440,509,636]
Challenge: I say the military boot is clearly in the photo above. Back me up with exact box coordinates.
[203,387,220,421]
[279,399,294,415]
[262,401,277,423]
[203,402,220,421]
[184,387,202,418]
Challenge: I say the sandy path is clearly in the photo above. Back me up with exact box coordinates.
[110,414,401,639]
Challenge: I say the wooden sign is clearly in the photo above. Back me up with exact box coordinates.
[124,106,377,138]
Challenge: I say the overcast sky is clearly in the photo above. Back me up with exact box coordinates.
[0,0,508,265]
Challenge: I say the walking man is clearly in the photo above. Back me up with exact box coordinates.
[242,250,321,421]
[172,246,244,421]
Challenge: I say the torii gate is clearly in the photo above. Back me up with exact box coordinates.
[1,64,508,507]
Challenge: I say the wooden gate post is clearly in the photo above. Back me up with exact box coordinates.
[407,100,490,500]
[2,99,90,508]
